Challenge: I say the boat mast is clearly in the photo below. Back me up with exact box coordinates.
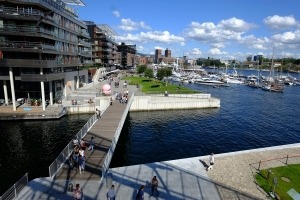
[270,45,275,82]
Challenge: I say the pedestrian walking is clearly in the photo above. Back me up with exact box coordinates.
[150,176,159,196]
[88,136,95,152]
[107,184,116,200]
[110,97,113,105]
[207,153,215,170]
[78,155,85,174]
[73,183,83,200]
[136,185,145,200]
[95,108,101,118]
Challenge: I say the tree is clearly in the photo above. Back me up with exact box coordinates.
[156,67,172,80]
[137,65,147,74]
[144,68,154,78]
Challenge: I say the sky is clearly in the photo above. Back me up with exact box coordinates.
[73,0,300,61]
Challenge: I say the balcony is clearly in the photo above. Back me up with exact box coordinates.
[20,72,65,82]
[0,59,81,68]
[0,41,55,51]
[0,24,53,37]
[78,40,91,47]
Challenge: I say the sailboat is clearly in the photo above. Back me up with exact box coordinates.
[261,45,284,92]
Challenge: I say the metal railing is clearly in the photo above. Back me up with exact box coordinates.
[101,92,135,181]
[48,114,97,178]
[257,153,300,171]
[0,173,28,200]
[136,91,211,99]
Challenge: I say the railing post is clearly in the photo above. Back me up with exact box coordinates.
[14,184,17,198]
[286,155,289,164]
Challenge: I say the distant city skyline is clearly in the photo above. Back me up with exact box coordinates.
[76,0,300,61]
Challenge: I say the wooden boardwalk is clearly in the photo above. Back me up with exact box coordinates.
[54,96,130,181]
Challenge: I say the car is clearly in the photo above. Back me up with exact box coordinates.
[0,99,4,105]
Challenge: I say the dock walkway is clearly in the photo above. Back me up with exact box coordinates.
[54,94,131,181]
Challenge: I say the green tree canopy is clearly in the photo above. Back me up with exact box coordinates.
[144,68,154,78]
[137,65,147,74]
[156,67,172,80]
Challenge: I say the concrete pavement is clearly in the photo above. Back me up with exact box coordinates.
[17,143,300,200]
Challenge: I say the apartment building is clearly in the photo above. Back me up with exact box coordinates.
[0,0,93,111]
[117,42,136,68]
[85,22,119,73]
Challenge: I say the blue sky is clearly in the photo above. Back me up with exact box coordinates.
[74,0,300,61]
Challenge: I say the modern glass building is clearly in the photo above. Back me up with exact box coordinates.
[0,0,93,111]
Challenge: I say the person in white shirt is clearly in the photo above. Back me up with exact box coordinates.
[207,153,215,170]
[107,185,116,200]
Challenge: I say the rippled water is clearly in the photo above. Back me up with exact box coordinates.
[0,114,92,194]
[110,70,300,167]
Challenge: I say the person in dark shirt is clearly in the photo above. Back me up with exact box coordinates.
[136,185,145,200]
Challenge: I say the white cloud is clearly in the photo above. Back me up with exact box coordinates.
[185,18,255,45]
[208,48,228,55]
[218,17,255,32]
[154,46,164,50]
[271,30,300,43]
[112,10,120,18]
[263,15,297,29]
[116,31,185,45]
[138,45,144,51]
[212,43,225,48]
[119,18,151,31]
[116,33,143,42]
[190,48,202,56]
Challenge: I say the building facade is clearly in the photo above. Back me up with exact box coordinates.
[85,23,119,69]
[0,0,93,111]
[154,49,162,64]
[117,42,136,68]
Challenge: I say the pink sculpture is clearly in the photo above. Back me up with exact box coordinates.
[102,84,111,95]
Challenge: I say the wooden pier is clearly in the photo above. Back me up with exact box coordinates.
[54,94,132,181]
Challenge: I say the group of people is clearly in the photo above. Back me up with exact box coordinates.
[70,138,86,174]
[116,90,129,104]
[71,153,215,199]
[106,176,159,200]
[69,136,96,174]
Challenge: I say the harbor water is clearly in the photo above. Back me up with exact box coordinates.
[0,114,92,194]
[110,69,300,167]
[1,69,300,195]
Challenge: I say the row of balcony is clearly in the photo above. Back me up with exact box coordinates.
[0,41,55,51]
[0,58,89,68]
[0,24,89,42]
[41,0,78,18]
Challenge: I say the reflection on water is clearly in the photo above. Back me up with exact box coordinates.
[0,114,92,194]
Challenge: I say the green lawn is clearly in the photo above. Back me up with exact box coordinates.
[123,76,199,94]
[255,164,300,200]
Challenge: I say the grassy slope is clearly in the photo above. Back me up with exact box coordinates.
[255,164,300,200]
[123,76,199,94]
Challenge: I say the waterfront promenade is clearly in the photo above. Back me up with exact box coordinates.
[17,143,300,199]
[6,75,300,199]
